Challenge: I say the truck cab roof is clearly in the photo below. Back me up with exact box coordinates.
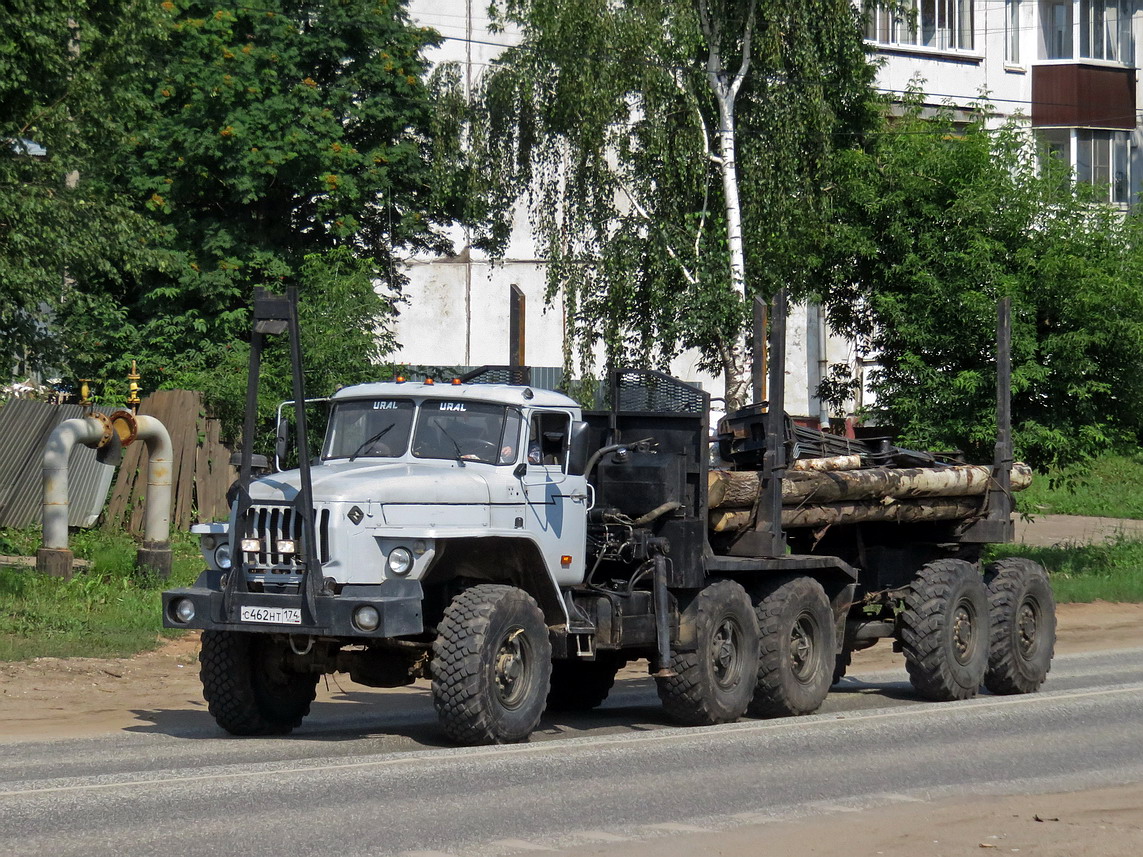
[331,381,580,412]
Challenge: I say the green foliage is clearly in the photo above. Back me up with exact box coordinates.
[987,537,1143,604]
[474,0,878,386]
[0,527,202,661]
[1018,452,1143,519]
[819,93,1143,469]
[31,1,464,424]
[0,0,164,371]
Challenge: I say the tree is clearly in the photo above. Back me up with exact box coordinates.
[0,1,162,374]
[473,0,877,409]
[58,0,467,419]
[818,94,1143,470]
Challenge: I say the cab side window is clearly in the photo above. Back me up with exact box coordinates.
[529,412,570,469]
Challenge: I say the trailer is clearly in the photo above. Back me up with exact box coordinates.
[162,289,1054,743]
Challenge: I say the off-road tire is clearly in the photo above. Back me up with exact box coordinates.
[431,584,552,745]
[748,575,836,717]
[832,648,852,686]
[546,653,626,711]
[656,579,759,726]
[199,631,318,736]
[983,558,1056,695]
[900,559,989,701]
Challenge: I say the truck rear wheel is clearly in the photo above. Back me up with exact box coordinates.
[199,631,318,736]
[546,653,626,711]
[432,584,552,744]
[984,558,1055,694]
[900,559,989,701]
[748,575,835,717]
[656,579,759,726]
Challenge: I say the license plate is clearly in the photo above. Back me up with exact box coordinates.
[240,606,302,625]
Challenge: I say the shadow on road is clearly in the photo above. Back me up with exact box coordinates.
[121,672,928,746]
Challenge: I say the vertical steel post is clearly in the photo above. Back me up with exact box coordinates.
[762,289,788,557]
[992,297,1013,519]
[286,288,324,621]
[752,297,767,406]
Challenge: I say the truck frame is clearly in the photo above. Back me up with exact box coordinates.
[162,288,1055,743]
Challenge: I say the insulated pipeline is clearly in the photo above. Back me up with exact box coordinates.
[42,417,108,549]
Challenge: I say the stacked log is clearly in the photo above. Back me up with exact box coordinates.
[708,463,1032,533]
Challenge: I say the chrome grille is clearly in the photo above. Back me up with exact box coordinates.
[241,505,330,572]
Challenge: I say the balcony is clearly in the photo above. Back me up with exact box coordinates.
[1031,63,1135,128]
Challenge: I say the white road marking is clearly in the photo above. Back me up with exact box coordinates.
[486,839,556,852]
[574,832,629,842]
[1,684,1140,799]
[643,822,714,834]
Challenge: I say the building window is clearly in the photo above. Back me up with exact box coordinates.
[1042,0,1074,58]
[864,0,975,51]
[1006,0,1021,63]
[1080,0,1132,63]
[509,284,526,366]
[1077,129,1130,203]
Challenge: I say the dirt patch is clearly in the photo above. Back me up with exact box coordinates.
[0,602,1141,744]
[1015,514,1143,547]
[543,783,1143,857]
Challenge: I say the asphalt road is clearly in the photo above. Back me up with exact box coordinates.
[1,647,1141,857]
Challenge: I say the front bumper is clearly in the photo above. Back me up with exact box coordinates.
[161,574,424,638]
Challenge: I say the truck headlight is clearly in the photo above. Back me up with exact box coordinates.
[171,598,196,624]
[387,547,413,576]
[353,605,381,632]
[214,542,233,570]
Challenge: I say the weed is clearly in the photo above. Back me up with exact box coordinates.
[1019,452,1143,519]
[986,536,1143,603]
[0,526,202,661]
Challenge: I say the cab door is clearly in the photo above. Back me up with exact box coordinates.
[520,410,589,585]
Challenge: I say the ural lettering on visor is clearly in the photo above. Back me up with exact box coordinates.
[324,399,415,459]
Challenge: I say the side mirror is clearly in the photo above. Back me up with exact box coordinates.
[275,417,290,468]
[566,421,591,476]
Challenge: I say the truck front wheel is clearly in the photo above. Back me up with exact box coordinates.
[900,559,989,701]
[199,631,318,736]
[984,558,1055,694]
[656,579,759,726]
[432,584,552,744]
[748,575,836,717]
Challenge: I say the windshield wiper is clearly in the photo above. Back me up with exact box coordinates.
[433,419,466,465]
[349,423,395,461]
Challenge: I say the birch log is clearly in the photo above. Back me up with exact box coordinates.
[709,497,987,533]
[707,463,1032,510]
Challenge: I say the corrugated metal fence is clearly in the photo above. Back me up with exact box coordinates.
[0,392,236,534]
[0,399,117,528]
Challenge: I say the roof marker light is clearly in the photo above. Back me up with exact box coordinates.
[396,376,406,383]
[425,378,435,385]
[451,378,462,385]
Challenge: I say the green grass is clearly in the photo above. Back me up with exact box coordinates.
[0,527,202,662]
[1018,452,1143,519]
[987,536,1143,603]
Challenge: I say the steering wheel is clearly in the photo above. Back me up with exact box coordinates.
[463,439,499,460]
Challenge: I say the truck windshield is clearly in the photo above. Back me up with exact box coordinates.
[412,401,523,465]
[323,399,414,460]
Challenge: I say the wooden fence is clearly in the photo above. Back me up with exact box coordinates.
[104,390,235,534]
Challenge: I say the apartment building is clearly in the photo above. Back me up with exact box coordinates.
[867,0,1141,204]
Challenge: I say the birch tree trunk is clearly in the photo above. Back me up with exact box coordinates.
[700,0,755,412]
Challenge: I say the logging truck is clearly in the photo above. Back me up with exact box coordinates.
[161,290,1055,743]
